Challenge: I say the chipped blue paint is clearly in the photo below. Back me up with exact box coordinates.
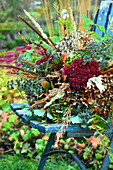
[94,1,113,37]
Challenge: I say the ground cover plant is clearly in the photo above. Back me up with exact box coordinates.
[0,6,113,170]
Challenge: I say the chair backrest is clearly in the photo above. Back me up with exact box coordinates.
[91,1,113,37]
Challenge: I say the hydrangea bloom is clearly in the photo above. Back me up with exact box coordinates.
[63,58,100,90]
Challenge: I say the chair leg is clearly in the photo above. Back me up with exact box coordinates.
[37,133,56,170]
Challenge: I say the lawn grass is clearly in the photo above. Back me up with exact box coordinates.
[0,154,80,170]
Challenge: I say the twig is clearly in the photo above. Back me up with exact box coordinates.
[18,33,29,44]
[48,37,55,46]
[18,15,53,46]
[30,40,47,51]
[0,64,37,75]
[21,60,36,68]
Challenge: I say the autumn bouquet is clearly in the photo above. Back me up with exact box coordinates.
[1,9,113,131]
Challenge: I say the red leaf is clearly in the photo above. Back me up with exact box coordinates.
[41,81,50,89]
[61,53,68,62]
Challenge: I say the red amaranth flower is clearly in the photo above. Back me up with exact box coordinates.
[63,58,100,90]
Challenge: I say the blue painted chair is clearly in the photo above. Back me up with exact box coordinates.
[10,1,113,169]
[91,0,113,37]
[10,103,113,170]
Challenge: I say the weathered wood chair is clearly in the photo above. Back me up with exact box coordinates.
[10,1,113,169]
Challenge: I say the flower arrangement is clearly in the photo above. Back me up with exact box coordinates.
[0,9,113,132]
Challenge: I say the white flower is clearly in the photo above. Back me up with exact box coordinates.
[62,14,69,20]
[87,75,106,93]
[60,9,69,19]
[61,9,67,16]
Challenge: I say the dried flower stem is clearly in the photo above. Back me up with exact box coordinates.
[102,67,113,75]
[23,9,55,47]
[54,106,72,147]
[69,7,80,48]
[11,72,37,79]
[18,15,52,46]
[18,33,29,44]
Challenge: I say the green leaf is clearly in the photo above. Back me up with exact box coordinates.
[55,20,63,24]
[0,100,6,106]
[50,36,63,43]
[71,115,82,124]
[41,80,50,89]
[21,148,27,154]
[31,128,40,136]
[95,24,106,34]
[8,115,17,123]
[81,14,94,26]
[91,32,102,41]
[2,122,12,129]
[47,113,53,120]
[51,81,54,89]
[10,131,20,140]
[22,134,29,141]
[34,109,45,117]
[64,20,72,27]
[2,103,10,112]
[95,153,104,160]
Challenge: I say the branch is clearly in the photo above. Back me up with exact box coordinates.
[18,15,54,47]
[0,64,37,75]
